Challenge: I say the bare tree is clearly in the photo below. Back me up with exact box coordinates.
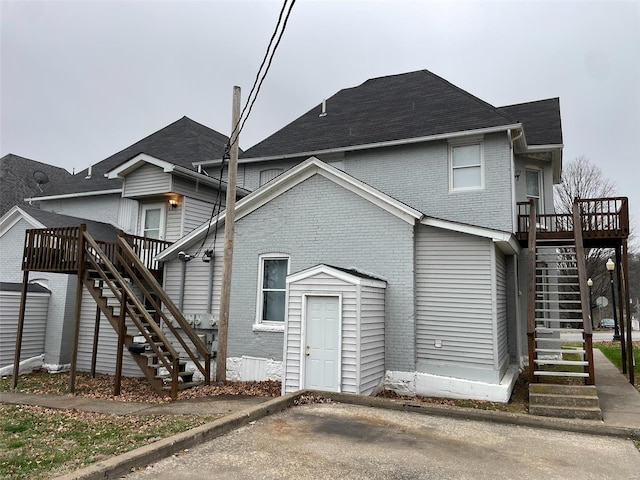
[554,156,620,324]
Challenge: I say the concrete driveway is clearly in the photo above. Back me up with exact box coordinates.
[124,403,640,480]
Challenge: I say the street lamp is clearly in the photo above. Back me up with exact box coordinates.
[587,278,594,329]
[606,258,621,341]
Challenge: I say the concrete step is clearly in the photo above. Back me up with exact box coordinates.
[528,384,602,421]
[529,404,602,421]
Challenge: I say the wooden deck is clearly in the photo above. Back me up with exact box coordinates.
[516,197,629,247]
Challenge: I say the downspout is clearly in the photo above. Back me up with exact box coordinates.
[178,252,192,311]
[203,250,214,314]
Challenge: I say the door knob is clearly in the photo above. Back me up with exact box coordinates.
[305,345,310,356]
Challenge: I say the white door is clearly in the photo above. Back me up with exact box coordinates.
[140,203,165,240]
[304,296,340,392]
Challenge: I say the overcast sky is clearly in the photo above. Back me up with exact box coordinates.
[1,0,639,227]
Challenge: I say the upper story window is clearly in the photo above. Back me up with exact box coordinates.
[259,168,285,187]
[449,141,484,191]
[526,169,543,214]
[256,254,290,324]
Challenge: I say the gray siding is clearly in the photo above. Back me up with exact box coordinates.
[123,164,171,197]
[0,290,49,366]
[183,197,217,235]
[165,201,183,242]
[164,173,415,372]
[239,159,300,191]
[344,133,513,232]
[172,176,222,204]
[40,193,121,227]
[415,225,498,382]
[0,218,30,282]
[495,247,508,373]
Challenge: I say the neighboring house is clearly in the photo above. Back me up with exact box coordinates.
[0,154,72,216]
[4,117,246,375]
[157,70,565,401]
[0,206,118,370]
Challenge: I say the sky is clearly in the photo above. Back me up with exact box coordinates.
[1,0,639,228]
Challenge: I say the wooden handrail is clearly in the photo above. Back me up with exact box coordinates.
[82,232,179,371]
[573,201,595,384]
[116,236,210,381]
[526,199,537,384]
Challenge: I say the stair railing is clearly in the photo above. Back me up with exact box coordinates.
[116,234,211,384]
[82,232,180,387]
[526,199,537,383]
[572,201,595,384]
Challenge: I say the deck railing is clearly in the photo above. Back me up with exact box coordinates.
[22,226,172,275]
[517,197,629,240]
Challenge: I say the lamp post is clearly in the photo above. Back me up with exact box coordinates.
[606,258,621,341]
[587,278,594,329]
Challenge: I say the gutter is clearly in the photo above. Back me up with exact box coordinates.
[25,189,123,203]
[194,123,523,167]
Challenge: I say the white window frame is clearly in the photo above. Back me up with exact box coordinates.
[525,167,544,214]
[139,202,166,240]
[254,253,290,332]
[448,139,484,192]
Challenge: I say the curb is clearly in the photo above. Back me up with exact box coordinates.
[50,392,305,480]
[43,390,640,479]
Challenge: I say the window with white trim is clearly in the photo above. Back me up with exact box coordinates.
[257,254,289,323]
[259,168,285,186]
[449,142,483,191]
[525,168,543,214]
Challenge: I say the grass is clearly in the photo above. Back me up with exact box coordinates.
[0,404,215,480]
[593,341,640,390]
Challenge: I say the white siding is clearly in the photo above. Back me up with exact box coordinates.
[0,290,50,366]
[76,286,142,377]
[416,226,496,379]
[495,247,508,372]
[359,284,385,395]
[183,197,217,235]
[283,269,386,395]
[123,164,171,197]
[172,176,222,204]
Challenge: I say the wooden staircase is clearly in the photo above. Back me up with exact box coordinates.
[526,202,600,419]
[80,231,211,399]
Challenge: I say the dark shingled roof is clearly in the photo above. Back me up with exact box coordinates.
[36,117,235,197]
[0,154,72,216]
[242,70,518,159]
[498,98,563,146]
[0,282,50,293]
[242,70,563,159]
[19,206,119,241]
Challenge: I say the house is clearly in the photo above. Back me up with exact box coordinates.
[2,117,246,378]
[156,70,567,401]
[12,70,631,403]
[0,154,72,216]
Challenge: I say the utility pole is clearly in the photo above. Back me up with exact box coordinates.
[216,86,241,382]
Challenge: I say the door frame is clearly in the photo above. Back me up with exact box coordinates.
[139,202,166,240]
[299,293,342,392]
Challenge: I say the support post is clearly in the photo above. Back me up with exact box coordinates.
[621,239,634,385]
[69,224,86,393]
[216,85,241,383]
[11,270,30,389]
[615,246,626,369]
[90,282,102,378]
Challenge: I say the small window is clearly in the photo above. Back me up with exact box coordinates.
[450,143,483,190]
[259,168,285,187]
[526,169,543,214]
[257,255,289,323]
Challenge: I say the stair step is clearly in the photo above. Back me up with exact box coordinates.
[533,371,590,378]
[535,308,583,313]
[534,359,589,366]
[529,384,597,395]
[536,327,584,333]
[529,404,602,421]
[535,348,586,354]
[161,381,202,391]
[529,393,600,408]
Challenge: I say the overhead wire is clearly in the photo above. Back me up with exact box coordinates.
[194,0,296,259]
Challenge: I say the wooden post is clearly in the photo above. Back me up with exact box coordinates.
[11,270,30,390]
[69,224,86,393]
[90,282,102,378]
[216,86,241,383]
[621,239,634,385]
[616,245,627,374]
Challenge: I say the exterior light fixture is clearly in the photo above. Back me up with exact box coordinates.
[606,258,621,341]
[169,199,178,210]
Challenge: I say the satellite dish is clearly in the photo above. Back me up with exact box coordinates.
[33,171,50,192]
